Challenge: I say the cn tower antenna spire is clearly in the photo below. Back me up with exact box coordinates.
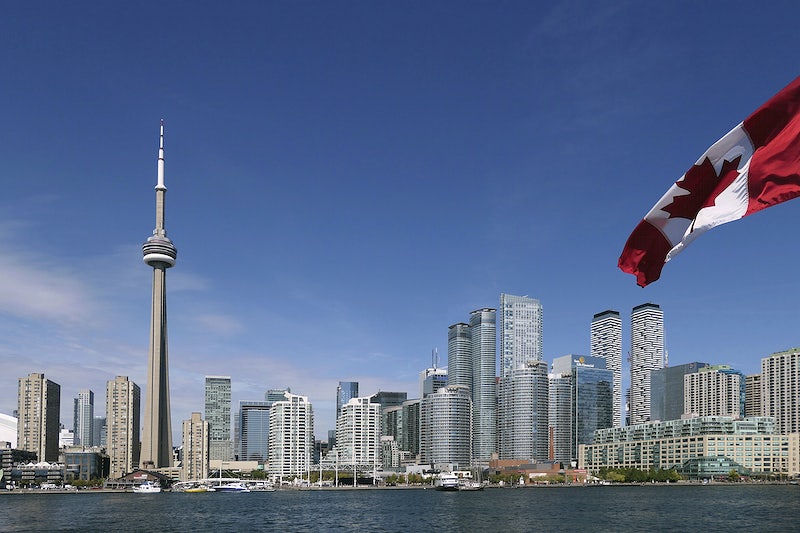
[157,118,166,191]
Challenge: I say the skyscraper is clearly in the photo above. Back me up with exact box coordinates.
[73,389,94,446]
[761,348,800,434]
[499,360,549,462]
[106,376,140,479]
[548,371,572,463]
[470,308,497,462]
[591,310,623,427]
[181,412,209,481]
[333,396,380,476]
[238,400,271,462]
[447,323,471,390]
[650,362,708,422]
[17,373,60,462]
[419,366,448,399]
[205,376,232,461]
[141,121,177,470]
[629,303,664,425]
[420,385,472,468]
[336,381,359,419]
[268,392,314,478]
[499,293,543,377]
[745,374,762,417]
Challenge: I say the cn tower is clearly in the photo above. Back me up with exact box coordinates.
[140,120,177,469]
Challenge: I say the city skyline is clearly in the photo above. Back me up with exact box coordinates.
[4,3,800,436]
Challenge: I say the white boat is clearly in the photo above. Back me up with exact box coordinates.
[132,481,162,493]
[214,481,250,493]
[246,481,276,492]
[458,479,484,491]
[434,472,460,491]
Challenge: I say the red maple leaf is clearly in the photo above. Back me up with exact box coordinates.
[662,155,743,220]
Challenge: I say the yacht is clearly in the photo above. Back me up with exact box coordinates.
[132,481,162,493]
[214,481,251,493]
[434,472,460,491]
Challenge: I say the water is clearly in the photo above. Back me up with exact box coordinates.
[1,485,798,532]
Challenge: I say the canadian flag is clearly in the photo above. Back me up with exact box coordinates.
[619,76,800,287]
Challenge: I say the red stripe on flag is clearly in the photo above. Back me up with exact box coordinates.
[618,219,673,287]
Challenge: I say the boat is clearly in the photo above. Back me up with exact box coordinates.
[458,479,484,491]
[214,481,251,493]
[132,481,162,493]
[434,472,460,491]
[246,481,276,492]
[185,484,215,493]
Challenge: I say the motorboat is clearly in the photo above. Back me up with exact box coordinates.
[214,481,251,493]
[458,479,484,491]
[434,472,460,491]
[132,481,162,493]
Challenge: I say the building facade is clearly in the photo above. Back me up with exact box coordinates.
[650,362,708,422]
[591,310,623,427]
[181,412,209,481]
[447,322,471,390]
[238,400,271,462]
[17,373,60,462]
[499,293,543,377]
[106,376,140,479]
[684,365,744,418]
[629,303,664,425]
[745,374,762,418]
[548,373,572,463]
[331,396,379,473]
[470,308,497,462]
[336,381,359,419]
[73,389,94,446]
[205,376,232,461]
[498,361,549,462]
[761,348,800,434]
[269,392,314,479]
[419,367,448,399]
[420,385,472,468]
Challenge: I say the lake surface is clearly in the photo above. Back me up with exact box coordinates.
[1,485,798,532]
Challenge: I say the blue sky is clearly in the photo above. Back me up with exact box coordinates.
[2,1,800,438]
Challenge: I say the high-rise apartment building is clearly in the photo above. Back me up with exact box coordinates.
[205,376,232,461]
[17,373,60,462]
[591,310,623,427]
[400,399,421,458]
[498,360,549,462]
[470,308,497,462]
[73,389,94,446]
[629,303,664,424]
[106,376,140,479]
[499,294,543,377]
[447,323,471,390]
[684,365,744,418]
[333,396,380,473]
[181,412,209,481]
[336,381,359,418]
[238,400,271,462]
[650,362,708,422]
[548,372,572,463]
[761,348,800,434]
[268,392,314,478]
[420,385,472,468]
[745,374,762,417]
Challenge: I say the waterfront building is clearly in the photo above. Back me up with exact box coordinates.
[336,381,359,418]
[73,389,94,446]
[498,361,549,462]
[140,122,178,470]
[238,400,271,462]
[329,396,378,476]
[17,373,60,462]
[420,385,472,469]
[268,392,314,479]
[0,413,17,447]
[591,310,623,427]
[447,322,471,390]
[548,372,572,463]
[205,375,232,461]
[684,365,745,418]
[419,366,448,399]
[92,416,106,450]
[106,376,141,479]
[650,362,708,422]
[400,399,421,458]
[470,308,497,462]
[548,355,613,463]
[629,303,664,424]
[745,374,762,417]
[579,416,792,477]
[381,436,401,469]
[761,348,800,434]
[499,293,543,377]
[181,412,209,481]
[63,449,107,481]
